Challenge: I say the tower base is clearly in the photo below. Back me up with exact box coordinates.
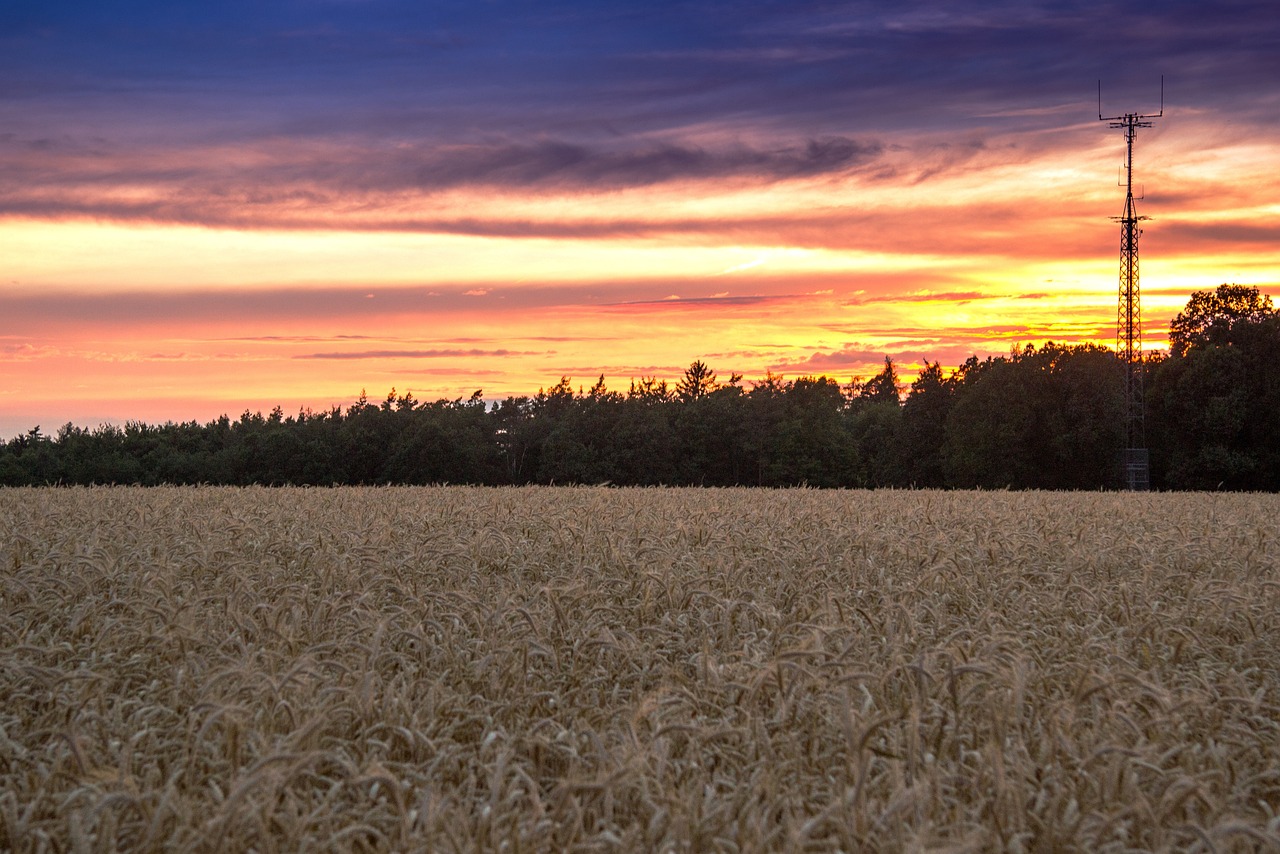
[1121,448,1150,492]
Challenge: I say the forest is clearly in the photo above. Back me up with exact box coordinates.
[4,285,1278,491]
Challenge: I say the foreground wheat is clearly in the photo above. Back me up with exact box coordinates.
[1,487,1278,852]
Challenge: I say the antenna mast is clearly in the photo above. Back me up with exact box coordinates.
[1099,77,1162,491]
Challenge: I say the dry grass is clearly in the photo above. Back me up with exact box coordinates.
[1,486,1278,852]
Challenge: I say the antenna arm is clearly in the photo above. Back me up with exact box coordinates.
[1096,76,1165,121]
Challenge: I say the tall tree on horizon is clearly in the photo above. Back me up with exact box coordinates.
[1168,284,1275,357]
[675,360,719,403]
[857,357,902,405]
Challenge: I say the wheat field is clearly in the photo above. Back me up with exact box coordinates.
[1,486,1278,852]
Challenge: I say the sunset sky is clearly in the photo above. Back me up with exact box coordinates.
[3,1,1279,437]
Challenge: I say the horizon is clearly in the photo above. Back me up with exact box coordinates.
[4,1,1279,441]
[0,335,1193,441]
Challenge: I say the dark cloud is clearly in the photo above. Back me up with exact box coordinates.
[0,288,441,331]
[0,135,883,216]
[5,0,1279,146]
[405,137,883,190]
[0,279,822,334]
[1158,221,1280,247]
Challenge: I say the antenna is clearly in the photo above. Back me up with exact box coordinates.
[1098,77,1163,491]
[1099,74,1163,122]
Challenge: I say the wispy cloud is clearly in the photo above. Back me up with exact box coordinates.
[0,343,59,361]
[768,344,891,375]
[604,294,787,308]
[0,135,884,223]
[296,348,544,360]
[846,290,989,307]
[550,365,687,378]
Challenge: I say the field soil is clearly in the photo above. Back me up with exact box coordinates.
[2,486,1278,851]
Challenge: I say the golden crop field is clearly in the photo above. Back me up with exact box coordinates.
[2,487,1278,852]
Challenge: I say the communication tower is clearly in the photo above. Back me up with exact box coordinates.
[1099,78,1162,491]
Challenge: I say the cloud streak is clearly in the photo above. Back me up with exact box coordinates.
[0,134,889,239]
[403,137,884,190]
[296,348,543,360]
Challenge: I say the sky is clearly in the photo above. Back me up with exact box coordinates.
[3,0,1279,437]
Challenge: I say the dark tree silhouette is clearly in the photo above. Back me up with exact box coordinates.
[1168,284,1275,357]
[858,357,901,404]
[1151,289,1280,490]
[901,361,955,487]
[675,360,718,403]
[5,302,1279,491]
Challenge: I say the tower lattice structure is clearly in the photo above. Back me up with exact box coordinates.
[1100,81,1161,491]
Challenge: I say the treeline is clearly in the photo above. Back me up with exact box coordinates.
[4,286,1278,490]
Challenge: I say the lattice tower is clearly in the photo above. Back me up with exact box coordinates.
[1100,79,1161,490]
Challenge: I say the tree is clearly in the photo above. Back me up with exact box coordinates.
[676,384,749,485]
[586,375,618,402]
[849,401,905,487]
[901,361,956,487]
[1150,289,1280,490]
[1045,344,1125,489]
[628,376,672,404]
[675,360,718,403]
[535,377,578,418]
[1168,284,1275,357]
[491,396,538,482]
[942,344,1122,489]
[858,357,902,404]
[757,376,855,486]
